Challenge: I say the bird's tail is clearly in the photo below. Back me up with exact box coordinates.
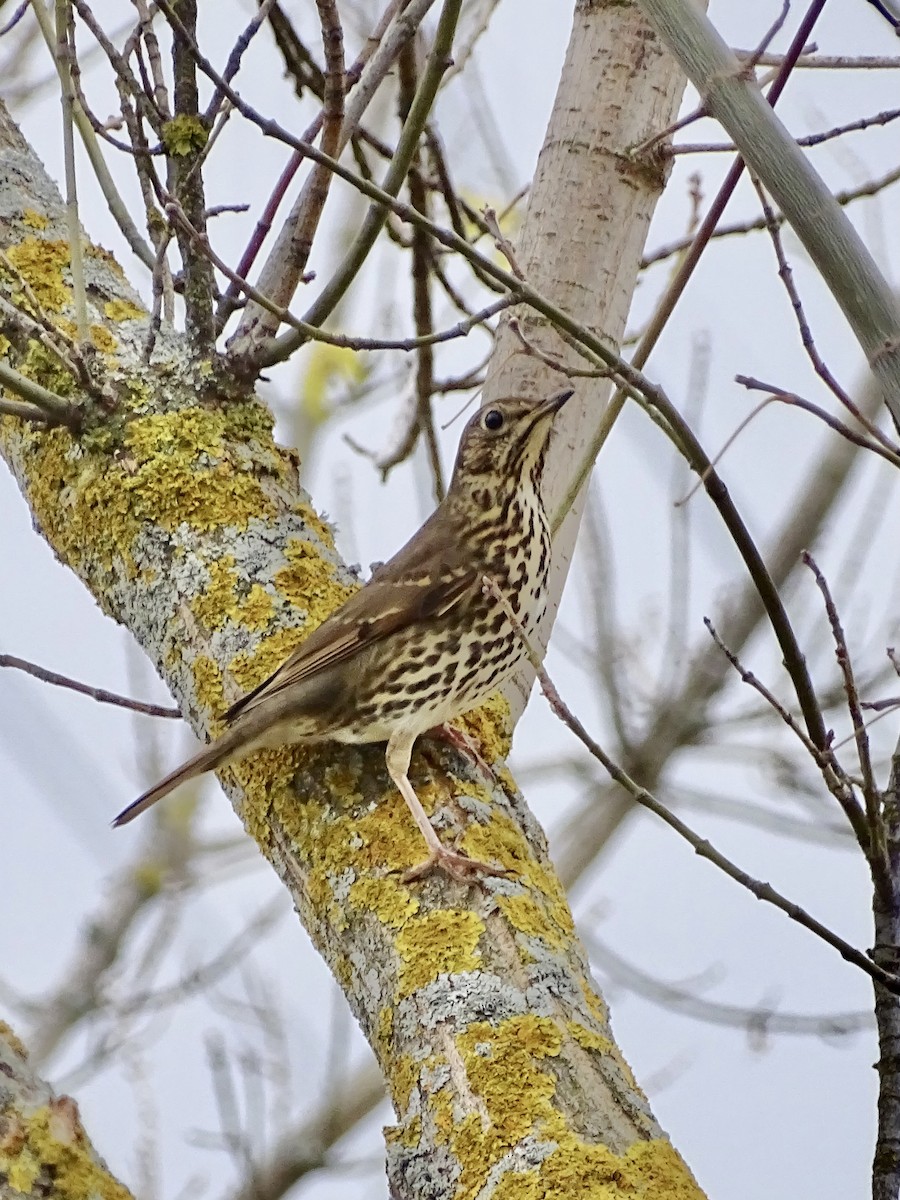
[112,725,251,827]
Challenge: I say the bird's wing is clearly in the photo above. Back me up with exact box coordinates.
[223,562,477,724]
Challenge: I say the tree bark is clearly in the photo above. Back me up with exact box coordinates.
[0,1024,131,1199]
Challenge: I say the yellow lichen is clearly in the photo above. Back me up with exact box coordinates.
[0,1104,131,1200]
[17,404,281,584]
[191,654,226,717]
[234,745,308,844]
[388,1052,419,1112]
[460,811,574,946]
[377,1004,394,1051]
[117,410,274,531]
[449,1015,561,1195]
[274,537,356,627]
[579,976,610,1029]
[22,209,48,230]
[396,909,485,998]
[348,875,420,929]
[0,1021,28,1059]
[228,626,304,693]
[89,323,118,353]
[20,339,76,397]
[103,297,145,322]
[488,1137,703,1200]
[162,114,208,156]
[191,556,240,631]
[354,777,446,877]
[497,892,569,951]
[566,1023,611,1055]
[6,237,70,311]
[432,1014,704,1200]
[458,690,513,762]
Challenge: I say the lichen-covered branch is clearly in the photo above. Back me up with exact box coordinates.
[0,1024,131,1200]
[0,100,703,1198]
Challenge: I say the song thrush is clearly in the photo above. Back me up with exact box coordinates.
[114,388,573,880]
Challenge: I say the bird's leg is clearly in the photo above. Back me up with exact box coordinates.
[385,730,506,883]
[426,722,496,784]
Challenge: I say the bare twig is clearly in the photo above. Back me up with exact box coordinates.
[167,196,512,352]
[397,43,443,501]
[674,105,900,155]
[54,0,88,341]
[802,552,890,899]
[482,205,524,280]
[735,376,900,470]
[0,360,79,425]
[642,163,900,269]
[702,619,869,851]
[0,653,181,718]
[750,175,900,452]
[734,51,900,69]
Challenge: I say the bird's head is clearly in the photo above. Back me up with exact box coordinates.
[448,389,574,506]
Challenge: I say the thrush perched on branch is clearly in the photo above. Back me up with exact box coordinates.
[114,388,574,880]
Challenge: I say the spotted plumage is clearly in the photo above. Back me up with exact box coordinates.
[114,389,573,880]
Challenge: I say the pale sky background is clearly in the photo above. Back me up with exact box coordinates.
[2,2,900,1198]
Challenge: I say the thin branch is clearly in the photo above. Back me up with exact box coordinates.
[164,0,216,346]
[0,395,54,423]
[735,376,900,470]
[205,0,277,125]
[736,51,900,69]
[38,1,157,270]
[399,43,443,501]
[0,359,79,424]
[243,0,464,371]
[279,0,346,289]
[703,618,869,850]
[674,104,900,155]
[750,173,900,452]
[0,653,182,718]
[802,552,890,898]
[166,196,513,351]
[55,0,88,340]
[642,162,900,269]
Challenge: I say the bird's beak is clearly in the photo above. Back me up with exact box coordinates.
[539,387,574,417]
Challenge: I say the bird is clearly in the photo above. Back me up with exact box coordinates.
[114,388,573,881]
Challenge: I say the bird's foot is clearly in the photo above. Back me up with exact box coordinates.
[402,844,509,885]
[427,723,496,783]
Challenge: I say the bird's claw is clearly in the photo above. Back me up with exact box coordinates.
[402,846,509,884]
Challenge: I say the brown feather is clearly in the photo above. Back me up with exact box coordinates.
[223,511,478,724]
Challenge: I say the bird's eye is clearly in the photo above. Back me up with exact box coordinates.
[483,409,504,431]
